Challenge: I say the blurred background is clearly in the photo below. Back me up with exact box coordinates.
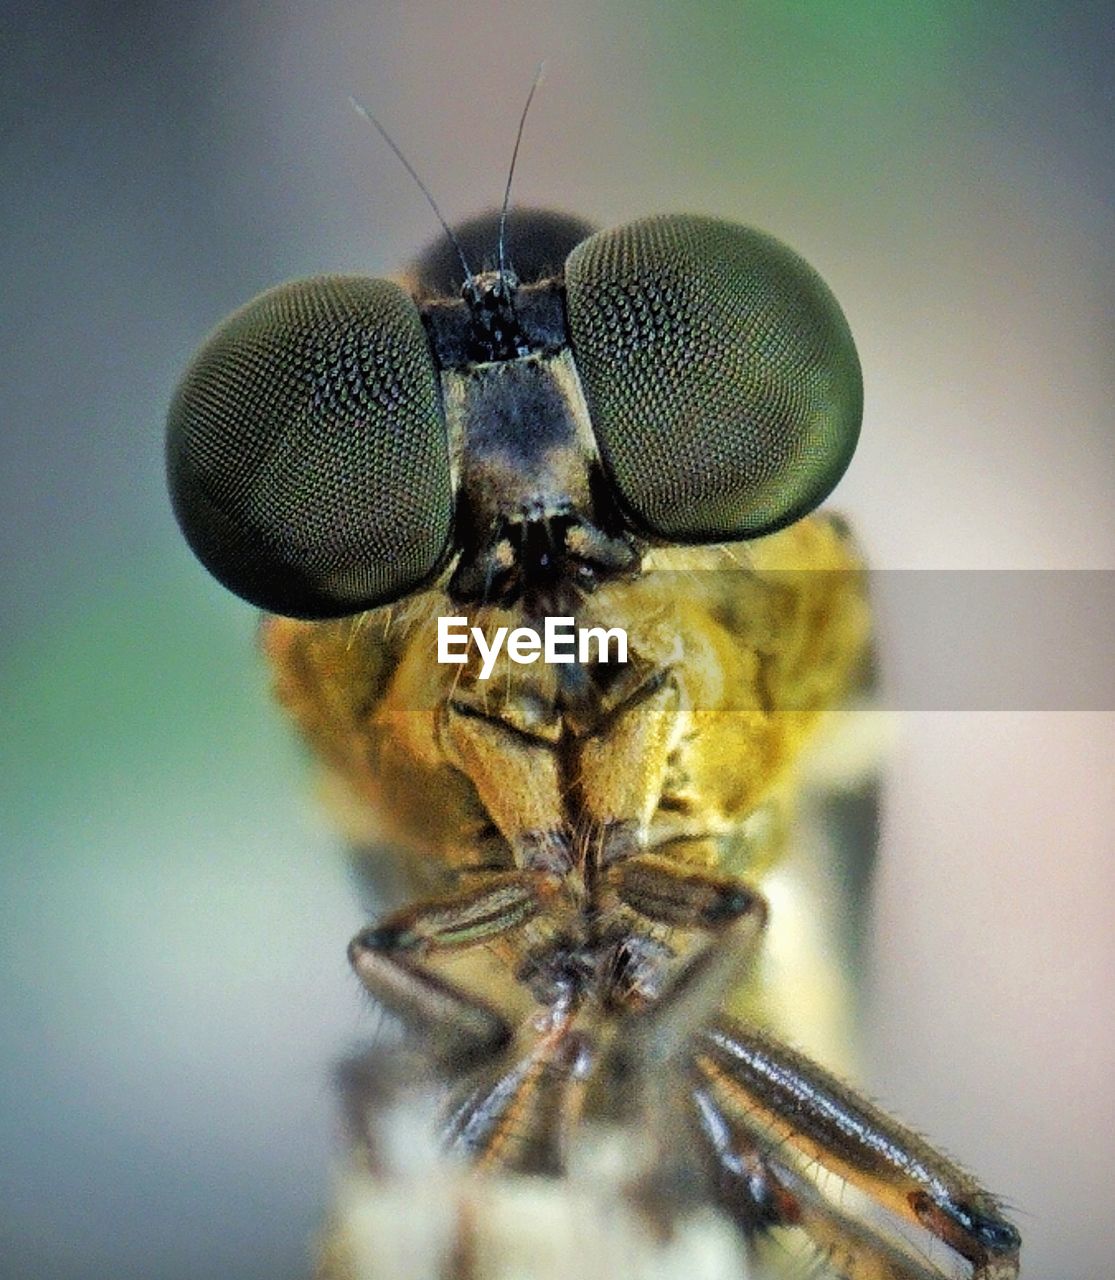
[1,2,1111,1277]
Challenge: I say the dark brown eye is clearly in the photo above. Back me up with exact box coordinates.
[564,214,862,543]
[166,276,450,618]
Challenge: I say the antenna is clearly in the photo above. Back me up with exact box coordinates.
[497,62,545,287]
[348,95,474,284]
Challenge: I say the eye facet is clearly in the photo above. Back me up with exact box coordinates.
[564,215,862,543]
[166,276,450,618]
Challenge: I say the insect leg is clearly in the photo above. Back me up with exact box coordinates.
[690,1078,951,1280]
[605,849,769,1062]
[593,855,772,1228]
[690,1018,1020,1280]
[443,704,573,871]
[348,871,558,1070]
[608,849,766,930]
[574,675,682,844]
[444,1024,592,1175]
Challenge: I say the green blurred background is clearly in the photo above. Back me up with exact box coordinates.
[2,3,1112,1277]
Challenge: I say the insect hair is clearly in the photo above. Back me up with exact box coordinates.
[497,61,546,287]
[348,95,475,285]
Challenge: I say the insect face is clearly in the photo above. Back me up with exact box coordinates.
[167,208,1020,1279]
[167,209,861,618]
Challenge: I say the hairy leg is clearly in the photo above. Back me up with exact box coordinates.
[687,1018,1020,1280]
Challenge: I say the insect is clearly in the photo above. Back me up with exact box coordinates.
[165,142,1021,1277]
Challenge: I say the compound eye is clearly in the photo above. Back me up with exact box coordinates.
[167,277,449,618]
[564,215,862,542]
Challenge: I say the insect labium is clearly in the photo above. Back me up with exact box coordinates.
[167,203,1021,1278]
